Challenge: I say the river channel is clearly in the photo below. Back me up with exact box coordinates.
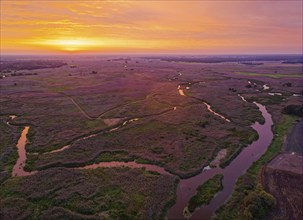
[9,84,273,219]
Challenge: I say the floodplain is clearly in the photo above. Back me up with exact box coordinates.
[0,55,302,219]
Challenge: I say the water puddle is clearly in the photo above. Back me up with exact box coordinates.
[110,117,140,132]
[178,85,186,96]
[263,84,270,90]
[6,115,17,125]
[268,92,282,96]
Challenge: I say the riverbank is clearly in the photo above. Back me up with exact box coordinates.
[214,114,298,219]
[168,101,273,220]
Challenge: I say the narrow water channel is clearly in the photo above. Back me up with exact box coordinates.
[168,102,273,220]
[178,84,231,122]
[12,126,37,177]
[79,161,172,176]
[9,85,274,220]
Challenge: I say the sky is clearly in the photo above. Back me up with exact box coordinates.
[1,0,302,55]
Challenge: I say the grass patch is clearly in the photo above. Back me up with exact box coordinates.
[0,120,22,182]
[95,151,134,163]
[48,85,71,93]
[0,167,176,220]
[215,115,297,220]
[187,174,224,213]
[85,120,106,129]
[220,128,258,168]
[234,72,302,79]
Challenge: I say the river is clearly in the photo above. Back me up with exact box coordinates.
[9,83,273,220]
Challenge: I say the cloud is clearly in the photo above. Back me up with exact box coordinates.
[1,0,302,54]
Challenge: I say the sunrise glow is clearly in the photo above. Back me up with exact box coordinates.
[1,1,302,54]
[29,39,105,52]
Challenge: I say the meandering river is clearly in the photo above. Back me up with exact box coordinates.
[9,82,273,219]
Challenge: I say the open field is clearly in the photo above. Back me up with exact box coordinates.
[1,55,302,219]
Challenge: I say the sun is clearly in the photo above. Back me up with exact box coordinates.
[31,38,103,52]
[57,40,86,51]
[49,39,96,52]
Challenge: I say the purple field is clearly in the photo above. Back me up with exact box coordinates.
[1,55,302,219]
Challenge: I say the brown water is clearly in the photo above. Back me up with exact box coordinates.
[168,168,223,219]
[178,85,230,122]
[80,161,172,176]
[9,95,274,220]
[202,102,231,122]
[12,126,37,177]
[44,145,71,154]
[178,85,186,96]
[168,102,273,220]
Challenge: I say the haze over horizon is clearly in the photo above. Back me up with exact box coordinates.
[1,0,302,55]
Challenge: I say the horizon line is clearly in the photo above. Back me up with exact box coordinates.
[1,53,302,57]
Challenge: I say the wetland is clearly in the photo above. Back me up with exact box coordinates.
[1,55,302,219]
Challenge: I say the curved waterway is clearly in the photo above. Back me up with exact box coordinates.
[9,85,273,219]
[12,126,37,177]
[168,102,273,220]
[178,85,230,122]
[79,161,172,176]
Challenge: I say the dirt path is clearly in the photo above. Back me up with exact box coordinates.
[69,97,95,120]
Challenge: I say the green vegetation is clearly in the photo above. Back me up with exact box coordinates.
[197,120,210,128]
[242,185,275,220]
[2,57,302,219]
[188,174,224,213]
[85,119,106,129]
[95,151,134,162]
[151,146,164,154]
[0,118,22,182]
[235,71,303,78]
[249,95,286,106]
[215,115,297,220]
[282,104,303,117]
[220,146,242,168]
[0,167,177,220]
[220,128,258,168]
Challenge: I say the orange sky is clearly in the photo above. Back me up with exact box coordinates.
[1,1,302,54]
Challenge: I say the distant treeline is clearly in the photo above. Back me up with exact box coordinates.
[0,60,67,71]
[143,55,303,64]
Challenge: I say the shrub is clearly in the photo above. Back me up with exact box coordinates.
[282,104,303,117]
